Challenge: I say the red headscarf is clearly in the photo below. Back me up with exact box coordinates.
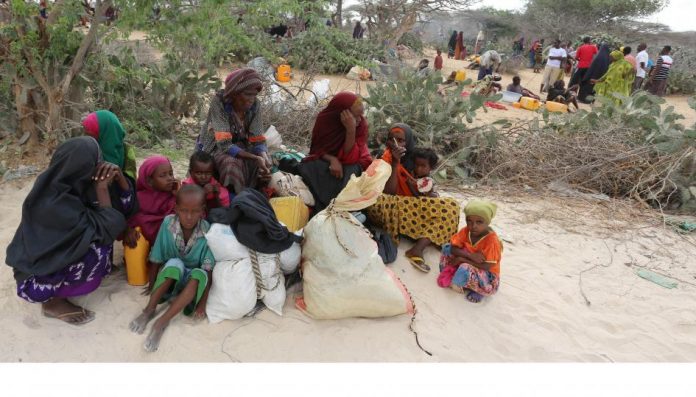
[223,68,263,100]
[127,155,177,244]
[304,92,371,169]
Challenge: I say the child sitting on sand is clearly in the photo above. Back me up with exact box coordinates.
[129,184,215,352]
[181,151,230,212]
[547,80,579,111]
[408,147,439,198]
[437,200,502,303]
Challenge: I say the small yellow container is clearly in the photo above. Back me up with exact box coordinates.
[276,64,291,83]
[270,196,309,232]
[545,101,568,113]
[520,96,541,111]
[455,70,467,81]
[124,227,150,286]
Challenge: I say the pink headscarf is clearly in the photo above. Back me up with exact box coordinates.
[127,155,177,244]
[82,113,100,139]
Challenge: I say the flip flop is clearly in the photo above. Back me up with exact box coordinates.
[407,256,431,273]
[42,308,95,326]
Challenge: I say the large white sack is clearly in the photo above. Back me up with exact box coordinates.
[251,251,286,316]
[297,160,414,319]
[205,223,249,262]
[279,229,302,275]
[206,259,257,323]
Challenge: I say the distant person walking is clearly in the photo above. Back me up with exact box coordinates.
[352,21,364,39]
[648,46,673,97]
[529,39,539,68]
[569,37,597,87]
[448,31,457,59]
[454,32,464,60]
[633,43,649,92]
[540,40,567,93]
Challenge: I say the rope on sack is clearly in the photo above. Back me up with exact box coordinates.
[249,249,283,299]
[326,201,373,258]
[395,274,433,356]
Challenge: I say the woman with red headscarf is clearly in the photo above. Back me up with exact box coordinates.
[298,91,372,212]
[197,68,271,195]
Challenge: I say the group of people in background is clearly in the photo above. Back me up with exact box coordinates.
[6,67,503,351]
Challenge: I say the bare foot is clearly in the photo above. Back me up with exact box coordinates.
[42,298,95,325]
[144,319,169,352]
[129,309,156,334]
[467,290,484,303]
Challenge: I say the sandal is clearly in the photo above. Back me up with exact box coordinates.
[407,256,431,273]
[42,308,95,326]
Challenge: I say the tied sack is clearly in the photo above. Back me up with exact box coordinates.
[205,223,301,323]
[296,159,414,319]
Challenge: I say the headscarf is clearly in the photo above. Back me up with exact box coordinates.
[82,110,125,170]
[381,123,417,197]
[304,91,370,168]
[594,51,635,104]
[6,137,126,281]
[223,68,263,101]
[127,155,177,244]
[464,200,498,224]
[448,31,458,48]
[583,44,611,83]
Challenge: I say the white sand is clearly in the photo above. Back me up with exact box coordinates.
[2,175,695,362]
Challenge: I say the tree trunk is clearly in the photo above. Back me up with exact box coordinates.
[335,0,342,28]
[45,90,64,147]
[13,83,40,147]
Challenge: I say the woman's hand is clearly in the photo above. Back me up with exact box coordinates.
[590,79,599,84]
[255,155,271,176]
[340,109,357,132]
[123,227,140,249]
[328,157,343,179]
[93,162,119,185]
[386,139,406,163]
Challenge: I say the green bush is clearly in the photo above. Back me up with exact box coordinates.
[397,32,424,54]
[84,49,220,147]
[288,27,386,74]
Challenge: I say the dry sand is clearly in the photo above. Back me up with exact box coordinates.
[1,170,696,362]
[1,43,696,362]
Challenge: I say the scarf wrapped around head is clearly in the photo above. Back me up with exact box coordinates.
[82,110,126,170]
[127,155,177,244]
[223,68,263,101]
[448,31,458,48]
[464,200,498,224]
[380,123,418,196]
[305,91,369,163]
[6,137,126,280]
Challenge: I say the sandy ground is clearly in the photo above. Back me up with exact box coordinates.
[1,168,696,362]
[1,37,696,362]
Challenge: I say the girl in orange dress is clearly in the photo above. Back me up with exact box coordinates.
[437,200,502,303]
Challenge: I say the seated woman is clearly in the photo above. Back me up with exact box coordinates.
[298,91,372,212]
[547,80,579,111]
[5,137,127,325]
[197,68,271,195]
[82,110,139,246]
[366,123,461,273]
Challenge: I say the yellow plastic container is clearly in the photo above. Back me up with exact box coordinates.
[124,227,150,286]
[545,101,568,113]
[455,70,467,82]
[276,64,292,83]
[270,196,309,232]
[520,96,541,111]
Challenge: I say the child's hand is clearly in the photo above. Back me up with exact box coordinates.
[203,183,218,197]
[469,252,486,264]
[123,227,140,249]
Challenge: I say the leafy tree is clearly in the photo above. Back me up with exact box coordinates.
[524,0,667,39]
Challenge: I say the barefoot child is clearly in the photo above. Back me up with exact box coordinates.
[181,151,231,212]
[129,184,215,352]
[437,200,502,303]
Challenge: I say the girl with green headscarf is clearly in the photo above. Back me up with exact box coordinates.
[82,110,137,179]
[591,50,635,104]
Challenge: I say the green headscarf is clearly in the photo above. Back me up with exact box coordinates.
[595,51,635,104]
[464,200,498,224]
[94,110,126,168]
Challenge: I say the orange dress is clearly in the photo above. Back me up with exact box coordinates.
[437,226,502,295]
[380,148,415,197]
